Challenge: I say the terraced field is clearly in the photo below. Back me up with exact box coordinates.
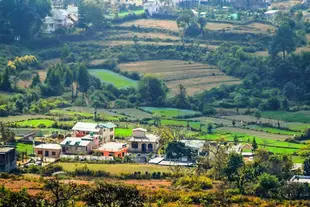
[119,60,240,94]
[119,19,275,34]
[88,69,137,88]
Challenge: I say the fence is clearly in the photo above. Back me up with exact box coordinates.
[60,154,114,161]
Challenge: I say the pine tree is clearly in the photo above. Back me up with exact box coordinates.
[1,68,11,91]
[252,137,258,151]
[30,73,41,88]
[234,135,239,145]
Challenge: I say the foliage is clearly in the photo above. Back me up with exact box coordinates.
[255,173,280,198]
[165,141,195,160]
[174,176,212,191]
[138,75,168,106]
[83,182,144,207]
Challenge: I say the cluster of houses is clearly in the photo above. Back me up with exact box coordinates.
[31,122,160,162]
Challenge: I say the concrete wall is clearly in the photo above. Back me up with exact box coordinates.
[34,148,61,159]
[128,141,158,153]
[0,149,17,172]
[62,143,92,155]
[133,130,145,138]
[102,128,115,143]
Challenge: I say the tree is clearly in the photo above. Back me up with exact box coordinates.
[283,82,297,101]
[0,0,51,39]
[0,68,12,91]
[207,122,213,134]
[44,64,65,96]
[174,84,189,109]
[233,135,239,145]
[77,63,90,97]
[303,157,310,176]
[153,112,162,127]
[138,75,167,106]
[44,178,85,207]
[252,137,258,151]
[232,119,236,127]
[61,44,70,62]
[269,23,296,59]
[197,16,207,34]
[166,141,194,160]
[30,73,41,88]
[78,0,109,30]
[224,152,244,181]
[255,173,280,197]
[83,182,144,207]
[0,122,15,144]
[254,111,261,123]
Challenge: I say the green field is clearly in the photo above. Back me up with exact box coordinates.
[118,9,145,17]
[141,107,201,118]
[113,108,152,119]
[261,110,310,123]
[15,119,55,128]
[247,125,301,135]
[88,69,137,88]
[115,128,132,139]
[199,130,305,154]
[158,119,201,130]
[57,163,170,175]
[15,143,34,155]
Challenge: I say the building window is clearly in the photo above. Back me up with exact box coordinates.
[52,152,56,156]
[109,152,114,157]
[132,142,138,149]
[38,150,42,155]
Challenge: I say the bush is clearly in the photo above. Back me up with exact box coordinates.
[175,176,212,191]
[41,164,63,176]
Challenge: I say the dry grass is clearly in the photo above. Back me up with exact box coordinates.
[119,19,179,32]
[119,60,240,95]
[108,31,180,40]
[271,0,302,10]
[17,70,47,88]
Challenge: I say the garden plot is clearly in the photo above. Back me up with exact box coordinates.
[88,69,137,88]
[112,108,152,119]
[140,107,201,118]
[119,60,240,95]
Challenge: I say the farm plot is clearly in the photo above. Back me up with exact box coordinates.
[15,119,55,128]
[261,110,310,123]
[191,116,243,127]
[112,108,152,119]
[57,163,171,175]
[206,22,275,34]
[88,69,137,88]
[106,30,180,41]
[119,19,179,32]
[140,107,201,118]
[216,127,293,141]
[119,60,240,95]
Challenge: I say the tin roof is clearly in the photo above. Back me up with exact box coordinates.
[34,144,61,150]
[99,122,116,129]
[72,122,100,132]
[60,137,91,146]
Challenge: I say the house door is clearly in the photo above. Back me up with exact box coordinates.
[45,151,49,157]
[142,144,146,152]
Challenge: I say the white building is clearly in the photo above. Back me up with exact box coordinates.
[128,128,160,153]
[42,6,78,33]
[264,10,279,20]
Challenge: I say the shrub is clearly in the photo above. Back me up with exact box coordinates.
[175,176,212,191]
[41,164,63,176]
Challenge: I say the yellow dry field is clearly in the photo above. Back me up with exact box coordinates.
[119,19,179,32]
[108,31,180,40]
[271,0,302,10]
[207,22,275,34]
[119,60,240,95]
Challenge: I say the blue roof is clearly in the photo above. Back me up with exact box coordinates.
[99,122,116,129]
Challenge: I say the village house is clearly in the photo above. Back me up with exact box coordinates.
[72,122,116,143]
[34,144,62,161]
[60,137,94,155]
[0,147,17,172]
[98,142,128,158]
[128,128,160,153]
[42,6,78,33]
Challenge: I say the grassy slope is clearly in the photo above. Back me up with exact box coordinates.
[141,107,201,118]
[88,69,137,88]
[261,110,310,123]
[57,163,170,175]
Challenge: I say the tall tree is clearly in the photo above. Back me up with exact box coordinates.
[30,73,41,88]
[269,23,296,59]
[138,75,167,106]
[252,137,258,151]
[197,16,207,34]
[224,152,244,181]
[174,84,189,109]
[77,63,90,97]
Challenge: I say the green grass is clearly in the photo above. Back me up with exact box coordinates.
[141,107,201,118]
[57,163,170,175]
[247,125,301,135]
[15,119,55,128]
[292,156,306,164]
[88,69,137,89]
[115,128,132,139]
[118,9,145,17]
[15,143,33,155]
[198,131,306,154]
[49,109,93,118]
[261,110,310,123]
[159,119,201,130]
